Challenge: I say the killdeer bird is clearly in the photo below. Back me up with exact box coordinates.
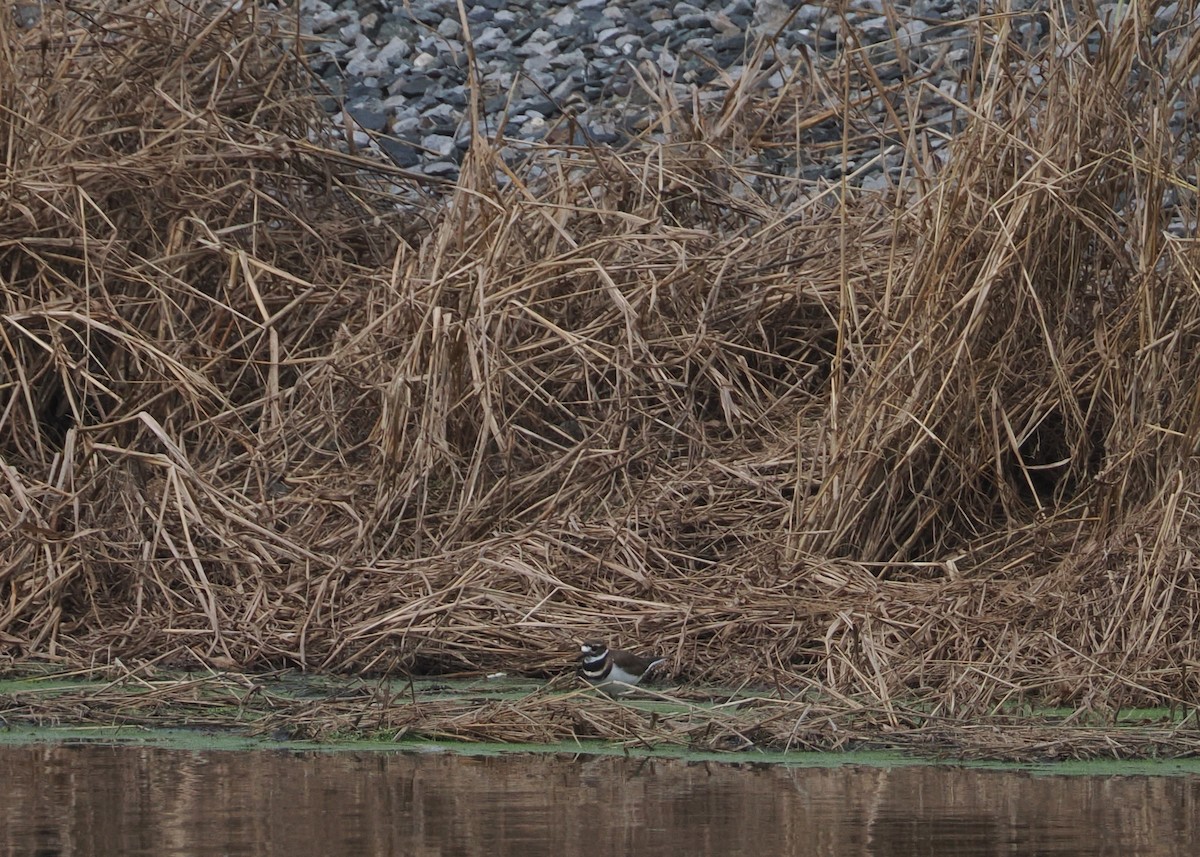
[578,641,666,696]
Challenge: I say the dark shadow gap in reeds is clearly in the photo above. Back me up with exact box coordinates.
[3,0,1200,745]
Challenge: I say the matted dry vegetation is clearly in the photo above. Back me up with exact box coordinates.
[3,1,1200,756]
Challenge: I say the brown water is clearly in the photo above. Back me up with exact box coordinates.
[0,744,1197,856]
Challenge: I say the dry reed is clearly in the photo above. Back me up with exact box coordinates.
[2,1,1200,754]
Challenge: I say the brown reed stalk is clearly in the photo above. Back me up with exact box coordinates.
[2,0,1199,739]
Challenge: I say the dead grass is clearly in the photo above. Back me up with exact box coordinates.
[3,667,1197,761]
[2,0,1200,755]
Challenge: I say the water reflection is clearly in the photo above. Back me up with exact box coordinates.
[0,743,1196,856]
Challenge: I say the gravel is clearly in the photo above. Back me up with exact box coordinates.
[15,0,1187,211]
[293,0,1187,196]
[281,0,1192,201]
[289,0,1012,185]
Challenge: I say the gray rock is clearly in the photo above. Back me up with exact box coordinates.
[585,122,621,144]
[345,51,389,77]
[423,102,461,124]
[413,51,440,71]
[1154,2,1180,29]
[915,0,957,12]
[714,33,746,59]
[376,36,411,66]
[379,138,421,168]
[510,96,557,117]
[421,134,457,157]
[550,72,586,101]
[311,9,347,32]
[474,28,511,52]
[549,48,588,70]
[347,97,388,132]
[317,40,350,60]
[858,16,892,41]
[898,20,929,51]
[391,114,422,136]
[524,70,557,92]
[392,73,436,98]
[423,159,460,177]
[615,34,643,55]
[794,3,826,26]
